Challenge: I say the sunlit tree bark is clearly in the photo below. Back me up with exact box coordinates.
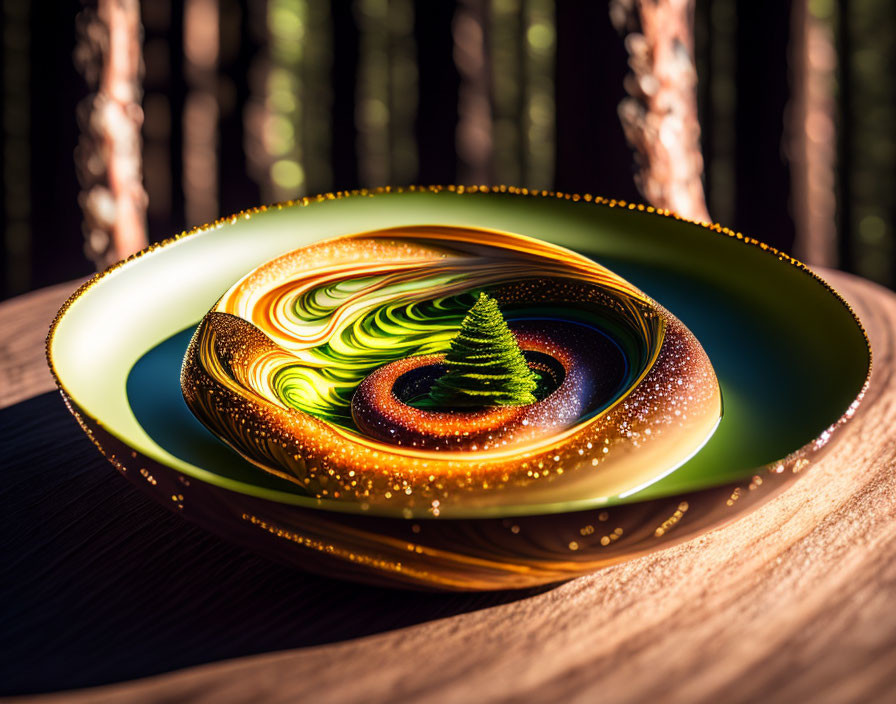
[75,0,147,269]
[611,0,710,223]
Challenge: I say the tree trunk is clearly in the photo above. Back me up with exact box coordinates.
[611,0,711,223]
[75,0,147,269]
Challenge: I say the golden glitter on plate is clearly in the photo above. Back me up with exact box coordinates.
[181,225,722,516]
[46,188,871,589]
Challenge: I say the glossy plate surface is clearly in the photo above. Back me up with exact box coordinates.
[47,188,870,589]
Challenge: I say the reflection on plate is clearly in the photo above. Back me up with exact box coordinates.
[48,187,870,590]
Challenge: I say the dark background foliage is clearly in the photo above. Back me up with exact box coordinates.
[1,0,894,300]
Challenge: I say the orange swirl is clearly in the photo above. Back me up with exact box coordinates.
[181,225,722,515]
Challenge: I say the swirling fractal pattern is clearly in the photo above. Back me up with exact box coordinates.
[181,225,722,517]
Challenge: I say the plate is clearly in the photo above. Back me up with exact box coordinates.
[47,187,870,590]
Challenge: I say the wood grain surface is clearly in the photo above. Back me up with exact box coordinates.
[0,279,87,409]
[3,271,896,704]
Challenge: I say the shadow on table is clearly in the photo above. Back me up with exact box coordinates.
[0,392,551,696]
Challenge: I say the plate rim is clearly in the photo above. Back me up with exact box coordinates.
[45,185,873,517]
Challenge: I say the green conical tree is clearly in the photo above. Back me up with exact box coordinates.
[427,293,538,408]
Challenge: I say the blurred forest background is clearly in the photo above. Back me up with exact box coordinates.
[1,0,894,300]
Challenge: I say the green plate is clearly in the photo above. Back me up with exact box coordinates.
[47,187,870,590]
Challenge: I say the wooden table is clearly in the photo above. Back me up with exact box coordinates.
[3,271,895,704]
